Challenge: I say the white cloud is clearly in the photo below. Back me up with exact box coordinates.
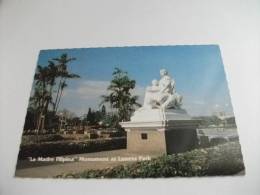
[66,80,110,100]
[60,80,145,116]
[132,85,145,104]
[61,80,233,117]
[192,100,205,105]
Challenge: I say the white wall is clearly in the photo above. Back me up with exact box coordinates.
[0,0,260,195]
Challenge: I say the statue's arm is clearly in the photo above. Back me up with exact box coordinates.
[160,77,171,93]
[146,86,159,93]
[146,86,152,92]
[171,79,176,93]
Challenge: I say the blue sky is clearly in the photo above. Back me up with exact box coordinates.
[36,45,234,116]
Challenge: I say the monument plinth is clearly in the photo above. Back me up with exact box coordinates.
[120,69,200,155]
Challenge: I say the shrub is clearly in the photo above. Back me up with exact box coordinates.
[18,137,126,160]
[209,137,228,146]
[206,142,245,175]
[57,142,244,178]
[21,134,66,145]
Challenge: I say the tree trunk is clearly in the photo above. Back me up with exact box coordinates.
[55,89,63,113]
[53,78,63,113]
[55,79,67,113]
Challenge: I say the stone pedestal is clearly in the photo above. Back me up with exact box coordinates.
[120,109,200,155]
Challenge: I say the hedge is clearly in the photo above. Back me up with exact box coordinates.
[57,141,244,178]
[18,137,126,160]
[21,134,67,145]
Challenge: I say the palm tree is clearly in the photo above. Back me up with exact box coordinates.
[28,54,80,132]
[33,65,51,131]
[52,53,79,113]
[55,81,67,112]
[46,61,57,96]
[101,68,141,122]
[29,87,44,129]
[44,61,58,113]
[53,72,80,113]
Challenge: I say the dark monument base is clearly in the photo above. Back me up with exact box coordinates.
[165,129,198,154]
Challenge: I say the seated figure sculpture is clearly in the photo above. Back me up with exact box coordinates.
[143,79,160,109]
[142,69,183,110]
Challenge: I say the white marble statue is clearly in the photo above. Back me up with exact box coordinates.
[142,69,183,110]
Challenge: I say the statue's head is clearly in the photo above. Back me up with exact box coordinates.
[152,79,159,86]
[160,69,168,77]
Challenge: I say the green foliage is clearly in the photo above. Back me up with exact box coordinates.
[68,117,81,127]
[18,138,126,160]
[23,109,38,130]
[101,105,106,116]
[101,68,141,122]
[57,142,244,178]
[206,143,244,175]
[52,53,79,113]
[193,116,223,127]
[26,53,80,131]
[21,134,66,145]
[209,137,228,146]
[101,113,120,128]
[85,108,104,126]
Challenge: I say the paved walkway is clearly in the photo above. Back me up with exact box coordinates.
[15,150,158,178]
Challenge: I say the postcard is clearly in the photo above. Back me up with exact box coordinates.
[15,45,245,178]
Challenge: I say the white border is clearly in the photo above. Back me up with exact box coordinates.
[1,0,260,195]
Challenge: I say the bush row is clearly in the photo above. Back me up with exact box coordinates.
[21,134,69,145]
[57,141,244,178]
[18,137,126,160]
